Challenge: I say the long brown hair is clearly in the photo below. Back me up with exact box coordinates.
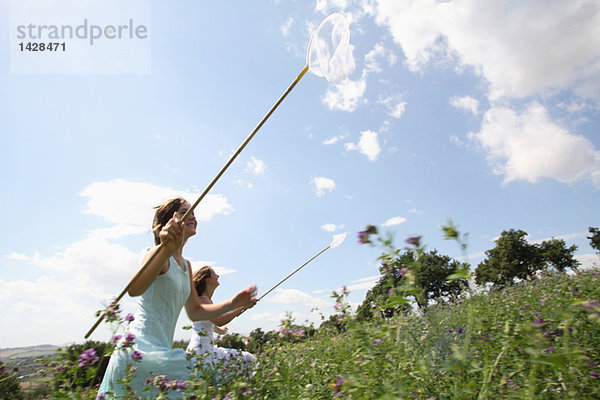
[152,197,185,245]
[192,266,213,296]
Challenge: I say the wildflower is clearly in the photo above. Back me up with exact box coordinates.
[358,225,378,244]
[456,327,464,334]
[122,332,136,348]
[125,313,135,322]
[173,380,186,392]
[330,377,344,391]
[103,302,121,322]
[582,300,599,311]
[97,394,107,400]
[590,371,599,378]
[131,350,143,362]
[111,335,122,344]
[78,348,99,368]
[305,384,313,391]
[405,235,422,247]
[294,328,306,338]
[372,338,383,347]
[533,318,545,326]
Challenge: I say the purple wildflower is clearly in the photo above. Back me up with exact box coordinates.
[405,235,422,247]
[372,338,384,347]
[125,313,135,322]
[78,348,99,368]
[131,350,143,362]
[358,225,378,244]
[122,332,136,348]
[358,231,370,244]
[294,328,306,338]
[590,371,599,378]
[111,335,122,344]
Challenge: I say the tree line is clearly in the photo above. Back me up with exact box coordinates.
[356,226,599,320]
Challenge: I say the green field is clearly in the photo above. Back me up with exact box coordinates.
[5,268,596,399]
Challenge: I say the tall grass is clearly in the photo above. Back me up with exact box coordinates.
[231,269,599,399]
[32,270,599,399]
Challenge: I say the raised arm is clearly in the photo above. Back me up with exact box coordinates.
[210,307,246,327]
[128,216,183,297]
[184,265,257,321]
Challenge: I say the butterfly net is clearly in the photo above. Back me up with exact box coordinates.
[307,12,355,83]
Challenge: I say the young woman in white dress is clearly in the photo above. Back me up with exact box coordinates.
[186,266,257,365]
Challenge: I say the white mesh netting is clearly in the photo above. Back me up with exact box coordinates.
[330,232,348,249]
[307,12,355,83]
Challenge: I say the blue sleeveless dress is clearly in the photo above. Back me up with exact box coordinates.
[98,257,192,399]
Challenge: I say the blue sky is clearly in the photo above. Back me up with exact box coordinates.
[1,0,599,348]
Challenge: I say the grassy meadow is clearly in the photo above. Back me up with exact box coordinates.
[5,267,598,399]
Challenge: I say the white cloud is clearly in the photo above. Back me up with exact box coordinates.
[450,95,479,114]
[11,236,142,285]
[322,135,344,145]
[7,252,28,261]
[364,43,396,73]
[190,260,237,276]
[345,130,381,161]
[344,275,381,291]
[469,102,600,186]
[321,223,344,232]
[311,176,336,197]
[370,0,600,101]
[87,224,146,240]
[0,276,106,346]
[246,157,265,175]
[381,216,407,227]
[322,77,367,112]
[378,95,406,119]
[316,0,350,13]
[237,179,254,189]
[280,17,293,37]
[530,232,588,245]
[575,253,599,269]
[80,179,234,226]
[266,288,332,308]
[250,312,287,323]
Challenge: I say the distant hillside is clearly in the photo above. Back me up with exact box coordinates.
[0,344,59,360]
